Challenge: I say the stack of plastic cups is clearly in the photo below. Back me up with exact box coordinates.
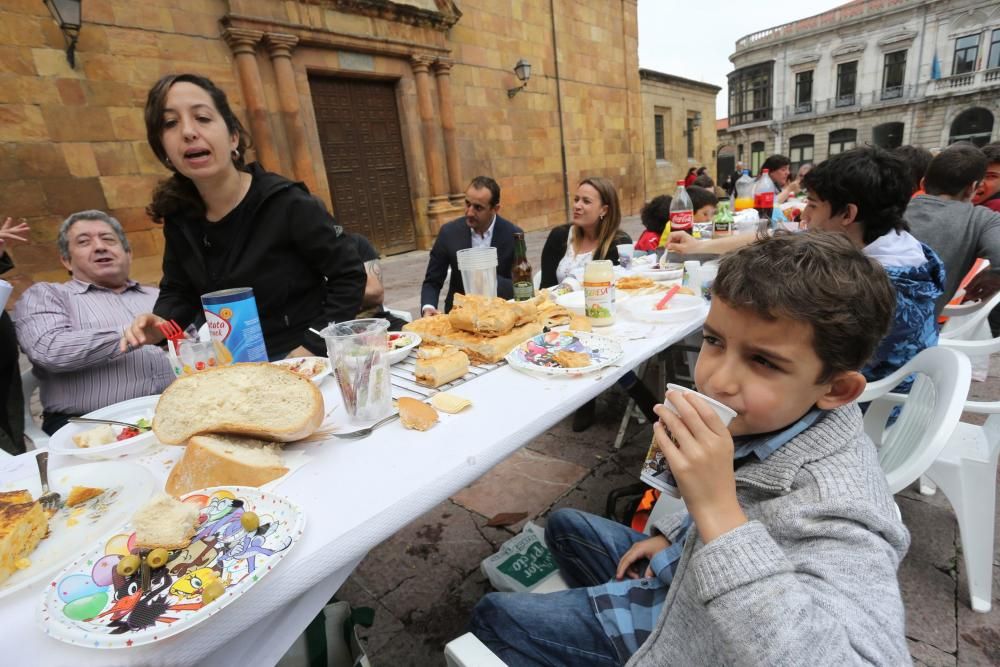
[456,247,499,298]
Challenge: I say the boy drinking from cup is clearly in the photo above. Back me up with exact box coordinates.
[469,232,910,666]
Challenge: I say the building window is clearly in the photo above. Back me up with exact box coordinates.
[728,62,773,126]
[794,71,813,113]
[737,143,744,163]
[654,114,665,160]
[873,122,904,149]
[686,118,697,159]
[949,107,994,147]
[751,141,765,175]
[836,61,858,107]
[788,134,814,175]
[828,129,857,155]
[953,34,980,75]
[989,29,1000,69]
[882,51,906,99]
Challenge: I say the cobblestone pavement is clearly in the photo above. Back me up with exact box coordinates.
[342,216,1000,666]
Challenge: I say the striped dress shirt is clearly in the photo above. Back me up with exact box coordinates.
[14,279,174,415]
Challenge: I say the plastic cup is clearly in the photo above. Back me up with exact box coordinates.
[616,243,634,270]
[322,319,392,424]
[457,247,499,298]
[640,383,737,497]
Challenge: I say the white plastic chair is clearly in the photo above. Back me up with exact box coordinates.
[444,633,507,667]
[857,346,971,494]
[915,334,1000,612]
[939,289,1000,341]
[21,370,47,450]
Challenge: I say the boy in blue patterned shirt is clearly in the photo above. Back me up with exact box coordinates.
[470,232,912,666]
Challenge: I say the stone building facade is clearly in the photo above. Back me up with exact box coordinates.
[639,69,719,201]
[0,0,643,297]
[720,0,1000,175]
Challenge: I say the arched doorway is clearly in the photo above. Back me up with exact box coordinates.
[949,108,994,147]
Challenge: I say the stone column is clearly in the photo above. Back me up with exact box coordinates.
[265,33,317,192]
[432,58,464,207]
[410,55,452,220]
[223,28,280,171]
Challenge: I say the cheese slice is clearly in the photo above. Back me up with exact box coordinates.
[430,392,472,414]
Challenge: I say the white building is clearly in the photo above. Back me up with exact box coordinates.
[719,0,1000,177]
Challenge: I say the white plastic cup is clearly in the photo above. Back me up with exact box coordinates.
[640,383,737,497]
[616,243,634,270]
[457,247,499,297]
[682,261,701,294]
[699,264,719,300]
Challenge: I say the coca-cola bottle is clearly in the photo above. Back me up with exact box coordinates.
[668,180,694,234]
[753,169,776,223]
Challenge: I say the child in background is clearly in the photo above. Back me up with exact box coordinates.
[635,195,671,252]
[688,186,718,223]
[469,232,910,666]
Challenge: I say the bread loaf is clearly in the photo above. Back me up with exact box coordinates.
[153,363,324,445]
[415,346,470,388]
[165,434,289,497]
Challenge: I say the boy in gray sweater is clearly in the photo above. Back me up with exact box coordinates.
[470,232,911,666]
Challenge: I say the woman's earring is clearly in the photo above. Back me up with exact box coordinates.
[231,148,240,161]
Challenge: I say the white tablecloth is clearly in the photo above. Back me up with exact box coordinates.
[0,314,705,666]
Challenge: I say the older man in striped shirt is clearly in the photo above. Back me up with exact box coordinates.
[15,210,173,435]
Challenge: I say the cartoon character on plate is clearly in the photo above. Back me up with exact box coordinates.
[216,520,291,574]
[97,564,202,633]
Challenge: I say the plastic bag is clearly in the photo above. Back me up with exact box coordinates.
[481,522,568,593]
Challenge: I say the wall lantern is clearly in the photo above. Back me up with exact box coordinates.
[44,0,82,68]
[684,111,703,136]
[507,59,531,98]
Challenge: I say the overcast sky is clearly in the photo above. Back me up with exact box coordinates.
[637,0,847,119]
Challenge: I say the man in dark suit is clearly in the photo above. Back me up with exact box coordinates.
[420,176,523,315]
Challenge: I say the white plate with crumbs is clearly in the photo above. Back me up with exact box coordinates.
[273,356,332,384]
[0,461,155,599]
[48,396,160,460]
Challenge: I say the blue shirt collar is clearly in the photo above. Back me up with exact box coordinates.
[732,408,825,461]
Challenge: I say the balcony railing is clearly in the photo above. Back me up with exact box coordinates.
[929,68,1000,94]
[779,85,919,120]
[734,0,911,51]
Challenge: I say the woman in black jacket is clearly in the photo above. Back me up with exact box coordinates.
[123,74,366,359]
[539,177,631,290]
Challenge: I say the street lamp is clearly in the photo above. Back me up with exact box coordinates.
[507,59,531,98]
[44,0,82,68]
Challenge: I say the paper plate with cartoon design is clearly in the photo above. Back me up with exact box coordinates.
[38,486,305,649]
[506,331,624,377]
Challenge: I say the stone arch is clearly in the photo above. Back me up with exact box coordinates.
[949,107,995,147]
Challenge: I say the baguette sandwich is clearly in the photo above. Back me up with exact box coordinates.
[153,363,324,444]
[405,316,543,364]
[165,434,289,497]
[414,346,470,388]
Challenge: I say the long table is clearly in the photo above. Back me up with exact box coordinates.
[0,312,706,666]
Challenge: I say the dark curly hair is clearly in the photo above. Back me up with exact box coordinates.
[713,232,895,382]
[640,194,672,234]
[144,73,253,223]
[800,146,910,245]
[890,145,933,194]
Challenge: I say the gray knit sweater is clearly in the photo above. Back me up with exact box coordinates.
[627,403,911,667]
[904,195,1000,315]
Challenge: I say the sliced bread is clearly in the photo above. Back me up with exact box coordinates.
[153,363,324,444]
[165,434,288,497]
[133,494,200,549]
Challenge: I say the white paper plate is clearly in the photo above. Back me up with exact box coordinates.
[273,356,331,384]
[506,331,624,377]
[622,293,707,324]
[0,461,156,599]
[634,267,684,282]
[39,486,305,649]
[48,396,161,460]
[387,332,421,365]
[555,291,586,316]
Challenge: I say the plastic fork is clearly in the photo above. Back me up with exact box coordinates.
[35,451,61,511]
[331,413,400,440]
[156,319,185,354]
